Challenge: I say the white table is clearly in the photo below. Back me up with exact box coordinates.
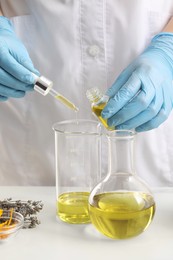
[0,186,173,260]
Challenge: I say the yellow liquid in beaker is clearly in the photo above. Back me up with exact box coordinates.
[89,192,155,239]
[92,103,114,131]
[57,192,90,224]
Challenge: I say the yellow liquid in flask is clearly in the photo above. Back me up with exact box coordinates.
[89,192,155,239]
[92,102,114,131]
[57,192,90,224]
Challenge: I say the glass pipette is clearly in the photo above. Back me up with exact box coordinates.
[33,74,79,112]
[48,88,79,111]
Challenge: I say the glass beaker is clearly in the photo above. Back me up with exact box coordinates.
[52,119,101,224]
[89,130,156,239]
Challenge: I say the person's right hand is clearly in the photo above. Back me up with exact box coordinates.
[0,16,39,101]
[101,32,173,132]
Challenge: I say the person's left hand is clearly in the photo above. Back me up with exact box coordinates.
[101,33,173,132]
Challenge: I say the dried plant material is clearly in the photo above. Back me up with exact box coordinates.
[0,198,43,229]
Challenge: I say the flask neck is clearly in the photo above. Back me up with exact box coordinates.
[107,130,136,176]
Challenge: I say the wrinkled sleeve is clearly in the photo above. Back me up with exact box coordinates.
[0,0,29,17]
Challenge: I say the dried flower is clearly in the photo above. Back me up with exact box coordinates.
[0,208,14,227]
[0,208,17,240]
[0,198,43,229]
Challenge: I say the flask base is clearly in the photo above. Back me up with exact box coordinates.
[89,191,155,239]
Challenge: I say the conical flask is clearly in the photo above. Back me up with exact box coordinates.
[89,130,156,239]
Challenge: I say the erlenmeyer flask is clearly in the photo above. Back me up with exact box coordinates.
[89,130,156,239]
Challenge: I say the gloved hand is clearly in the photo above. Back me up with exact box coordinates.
[102,32,173,132]
[0,16,39,101]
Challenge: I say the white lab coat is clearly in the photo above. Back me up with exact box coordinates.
[0,0,173,187]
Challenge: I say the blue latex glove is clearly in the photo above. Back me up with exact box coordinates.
[102,32,173,132]
[0,16,39,101]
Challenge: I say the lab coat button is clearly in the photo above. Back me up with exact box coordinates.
[88,45,100,57]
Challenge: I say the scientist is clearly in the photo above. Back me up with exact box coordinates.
[0,0,173,186]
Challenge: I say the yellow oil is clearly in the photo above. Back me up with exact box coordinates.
[89,192,155,239]
[92,103,115,131]
[57,192,90,224]
[55,94,79,112]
